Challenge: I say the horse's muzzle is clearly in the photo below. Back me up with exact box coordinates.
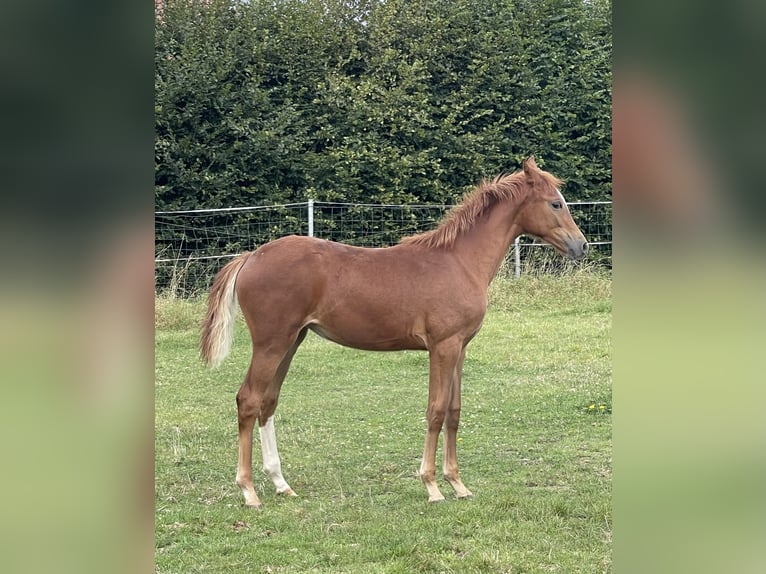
[562,235,589,260]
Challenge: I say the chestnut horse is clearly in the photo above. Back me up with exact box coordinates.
[200,157,588,508]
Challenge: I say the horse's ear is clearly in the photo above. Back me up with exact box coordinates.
[522,156,537,174]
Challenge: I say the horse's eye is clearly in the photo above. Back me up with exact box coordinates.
[551,201,562,210]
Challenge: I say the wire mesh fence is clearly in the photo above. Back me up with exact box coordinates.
[155,200,611,295]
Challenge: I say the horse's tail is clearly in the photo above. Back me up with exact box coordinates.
[200,252,250,368]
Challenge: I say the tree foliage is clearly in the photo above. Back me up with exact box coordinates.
[155,0,611,210]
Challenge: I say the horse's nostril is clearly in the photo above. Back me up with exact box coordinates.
[582,242,589,253]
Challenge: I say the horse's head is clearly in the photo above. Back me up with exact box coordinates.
[516,157,589,260]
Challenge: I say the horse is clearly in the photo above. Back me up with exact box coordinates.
[200,156,588,508]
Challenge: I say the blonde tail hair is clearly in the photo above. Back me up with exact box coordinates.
[200,253,249,368]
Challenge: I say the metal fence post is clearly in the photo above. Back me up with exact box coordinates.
[514,236,521,278]
[308,199,314,238]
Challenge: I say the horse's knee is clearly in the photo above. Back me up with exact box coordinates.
[445,407,461,430]
[426,405,447,431]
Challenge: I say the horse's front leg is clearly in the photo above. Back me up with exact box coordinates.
[420,338,462,503]
[442,346,473,499]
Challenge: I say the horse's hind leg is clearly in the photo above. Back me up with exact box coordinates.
[258,328,307,497]
[258,415,293,496]
[235,328,306,508]
[235,365,265,508]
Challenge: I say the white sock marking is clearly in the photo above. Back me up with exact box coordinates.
[259,416,291,493]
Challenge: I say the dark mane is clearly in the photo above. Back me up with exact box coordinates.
[400,169,562,249]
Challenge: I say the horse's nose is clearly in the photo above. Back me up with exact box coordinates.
[582,241,589,254]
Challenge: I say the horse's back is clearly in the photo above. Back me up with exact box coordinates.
[234,235,485,350]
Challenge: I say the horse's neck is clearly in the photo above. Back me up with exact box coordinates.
[451,198,523,287]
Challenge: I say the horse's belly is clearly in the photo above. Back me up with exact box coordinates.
[307,320,426,352]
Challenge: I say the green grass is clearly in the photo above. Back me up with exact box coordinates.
[155,270,611,573]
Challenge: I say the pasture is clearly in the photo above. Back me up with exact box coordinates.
[155,270,611,573]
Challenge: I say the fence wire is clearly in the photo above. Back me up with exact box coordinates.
[155,200,611,295]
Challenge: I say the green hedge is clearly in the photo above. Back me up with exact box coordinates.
[155,0,611,210]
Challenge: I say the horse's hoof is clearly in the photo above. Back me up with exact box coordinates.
[278,488,298,497]
[457,493,474,500]
[244,502,264,510]
[428,496,447,504]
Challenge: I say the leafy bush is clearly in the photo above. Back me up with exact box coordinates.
[155,0,611,210]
